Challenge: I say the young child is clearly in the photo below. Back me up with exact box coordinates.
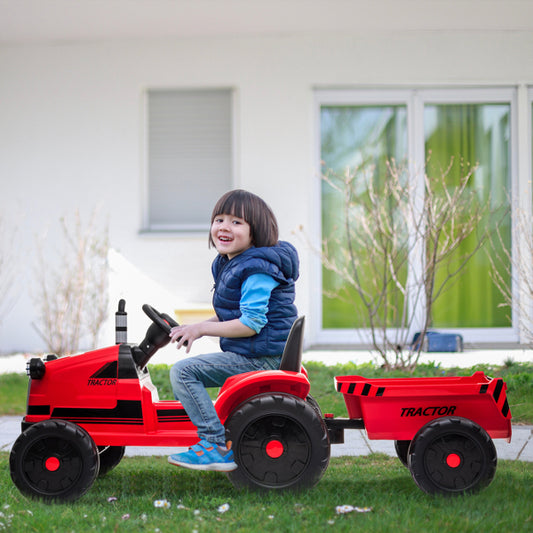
[168,189,299,471]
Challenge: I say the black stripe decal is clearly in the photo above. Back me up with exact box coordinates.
[27,405,50,415]
[118,345,138,379]
[376,387,385,397]
[91,361,118,379]
[493,379,503,402]
[347,383,356,394]
[479,384,489,394]
[56,418,143,426]
[158,416,191,423]
[362,383,371,396]
[501,398,510,418]
[157,408,188,418]
[52,400,143,422]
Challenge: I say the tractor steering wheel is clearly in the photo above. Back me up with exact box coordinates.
[142,304,178,334]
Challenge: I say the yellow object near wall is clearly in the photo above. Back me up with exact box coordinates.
[174,307,214,325]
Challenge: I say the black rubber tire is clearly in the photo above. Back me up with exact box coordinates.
[394,440,411,467]
[305,394,323,417]
[408,416,497,495]
[97,446,125,477]
[9,419,100,502]
[225,393,330,491]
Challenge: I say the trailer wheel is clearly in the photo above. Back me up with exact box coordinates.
[225,393,330,491]
[394,440,410,467]
[97,446,125,476]
[408,417,497,495]
[10,419,100,502]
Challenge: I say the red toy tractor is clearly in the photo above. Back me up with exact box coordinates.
[10,302,512,502]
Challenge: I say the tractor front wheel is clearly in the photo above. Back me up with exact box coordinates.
[10,419,100,502]
[394,440,410,467]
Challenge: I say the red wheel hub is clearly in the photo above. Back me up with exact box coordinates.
[265,440,284,459]
[45,456,61,472]
[446,453,461,468]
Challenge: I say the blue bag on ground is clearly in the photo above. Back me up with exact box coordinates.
[412,331,464,352]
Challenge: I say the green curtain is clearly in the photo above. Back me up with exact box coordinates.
[320,105,408,328]
[424,104,511,327]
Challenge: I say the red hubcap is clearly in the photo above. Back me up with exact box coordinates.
[45,456,61,472]
[446,453,461,468]
[265,440,284,459]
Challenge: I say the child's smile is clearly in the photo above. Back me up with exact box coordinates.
[211,214,253,259]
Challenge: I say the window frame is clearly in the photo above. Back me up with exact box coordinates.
[313,87,521,347]
[141,87,238,234]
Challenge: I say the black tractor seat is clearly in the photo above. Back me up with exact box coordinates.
[279,316,305,373]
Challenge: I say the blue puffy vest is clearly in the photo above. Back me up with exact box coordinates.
[211,241,299,357]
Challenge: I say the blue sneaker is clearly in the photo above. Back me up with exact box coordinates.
[168,439,238,472]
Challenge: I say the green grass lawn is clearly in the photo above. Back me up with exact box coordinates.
[0,373,28,415]
[1,361,532,531]
[1,452,532,532]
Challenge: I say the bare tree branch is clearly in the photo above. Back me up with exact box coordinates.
[32,208,109,355]
[316,157,506,370]
[489,205,532,344]
[0,217,19,327]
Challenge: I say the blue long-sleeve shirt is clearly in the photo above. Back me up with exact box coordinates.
[238,273,279,334]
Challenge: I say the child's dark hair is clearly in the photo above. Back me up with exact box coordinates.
[209,189,279,248]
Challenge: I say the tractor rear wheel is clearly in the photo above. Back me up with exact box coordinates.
[225,393,330,491]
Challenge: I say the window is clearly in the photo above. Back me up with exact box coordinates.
[146,89,233,231]
[317,88,515,344]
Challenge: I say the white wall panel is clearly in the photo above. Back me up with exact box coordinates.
[1,30,533,350]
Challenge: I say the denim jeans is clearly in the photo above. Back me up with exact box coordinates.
[169,351,282,445]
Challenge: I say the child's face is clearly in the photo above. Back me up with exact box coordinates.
[211,213,252,259]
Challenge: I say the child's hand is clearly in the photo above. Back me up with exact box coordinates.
[169,325,184,344]
[169,324,201,353]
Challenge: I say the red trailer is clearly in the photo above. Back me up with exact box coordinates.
[331,372,511,494]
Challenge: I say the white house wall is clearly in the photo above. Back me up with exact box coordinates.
[1,29,533,352]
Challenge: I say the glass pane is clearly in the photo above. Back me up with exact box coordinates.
[424,103,511,327]
[320,105,408,328]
